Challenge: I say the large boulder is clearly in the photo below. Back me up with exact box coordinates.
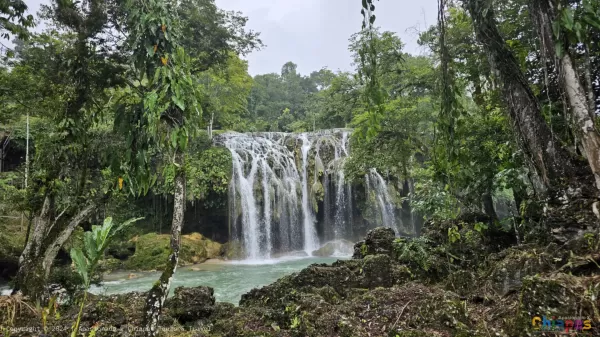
[352,227,396,259]
[165,286,216,323]
[124,232,222,270]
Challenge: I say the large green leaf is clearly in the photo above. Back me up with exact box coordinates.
[70,248,89,286]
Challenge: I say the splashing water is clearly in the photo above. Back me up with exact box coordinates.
[216,130,410,260]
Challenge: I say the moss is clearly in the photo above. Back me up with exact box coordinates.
[124,232,222,271]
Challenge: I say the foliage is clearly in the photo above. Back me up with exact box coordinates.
[177,0,263,72]
[393,237,435,272]
[186,145,232,207]
[69,216,141,336]
[0,0,34,40]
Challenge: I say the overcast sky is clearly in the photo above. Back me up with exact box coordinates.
[12,0,437,76]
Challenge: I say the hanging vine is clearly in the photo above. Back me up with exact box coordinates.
[356,0,387,140]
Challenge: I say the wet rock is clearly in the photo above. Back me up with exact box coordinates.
[220,241,245,260]
[352,227,396,259]
[240,263,359,308]
[165,286,216,323]
[311,239,354,257]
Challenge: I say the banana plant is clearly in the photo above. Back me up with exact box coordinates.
[70,216,143,337]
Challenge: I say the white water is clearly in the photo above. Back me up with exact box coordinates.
[1,286,11,296]
[300,134,319,254]
[366,168,399,233]
[217,130,409,260]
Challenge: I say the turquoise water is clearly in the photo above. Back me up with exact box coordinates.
[90,256,342,304]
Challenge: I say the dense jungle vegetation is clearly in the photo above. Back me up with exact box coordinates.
[1,0,600,336]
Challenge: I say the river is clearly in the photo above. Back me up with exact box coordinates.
[89,256,342,304]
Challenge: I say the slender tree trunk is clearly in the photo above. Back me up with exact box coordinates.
[529,0,600,191]
[144,152,186,336]
[584,47,597,117]
[462,0,581,191]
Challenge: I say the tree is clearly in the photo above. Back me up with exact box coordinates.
[529,0,600,190]
[178,0,262,72]
[121,0,201,334]
[11,0,124,301]
[196,53,253,136]
[458,0,586,192]
[0,0,34,40]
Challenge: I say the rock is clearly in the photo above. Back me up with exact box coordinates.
[483,245,558,296]
[220,241,245,260]
[240,263,360,307]
[311,240,354,257]
[360,254,396,288]
[107,242,135,260]
[352,227,396,259]
[124,232,222,270]
[165,286,216,323]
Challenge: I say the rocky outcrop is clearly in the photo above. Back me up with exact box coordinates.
[352,227,396,259]
[165,286,216,323]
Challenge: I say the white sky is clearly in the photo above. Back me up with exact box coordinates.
[9,0,437,76]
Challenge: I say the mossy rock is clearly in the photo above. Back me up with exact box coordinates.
[352,227,396,259]
[221,240,245,260]
[482,245,559,296]
[124,232,222,271]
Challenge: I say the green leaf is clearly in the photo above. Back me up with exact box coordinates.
[561,8,575,31]
[70,248,89,286]
[369,14,376,25]
[555,40,564,58]
[145,43,155,57]
[83,232,98,262]
[172,95,185,111]
[583,14,600,30]
[171,130,178,148]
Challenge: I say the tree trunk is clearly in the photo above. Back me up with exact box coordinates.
[144,153,186,336]
[13,195,96,301]
[462,0,581,191]
[583,47,596,117]
[528,0,600,191]
[42,204,96,279]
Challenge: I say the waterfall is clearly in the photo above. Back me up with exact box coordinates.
[300,133,319,254]
[216,130,412,260]
[365,168,399,234]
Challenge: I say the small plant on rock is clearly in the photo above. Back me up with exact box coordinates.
[393,237,434,271]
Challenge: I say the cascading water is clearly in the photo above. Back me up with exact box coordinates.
[365,168,399,234]
[216,130,415,260]
[300,134,319,254]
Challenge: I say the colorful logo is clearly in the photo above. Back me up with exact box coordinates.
[532,316,593,333]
